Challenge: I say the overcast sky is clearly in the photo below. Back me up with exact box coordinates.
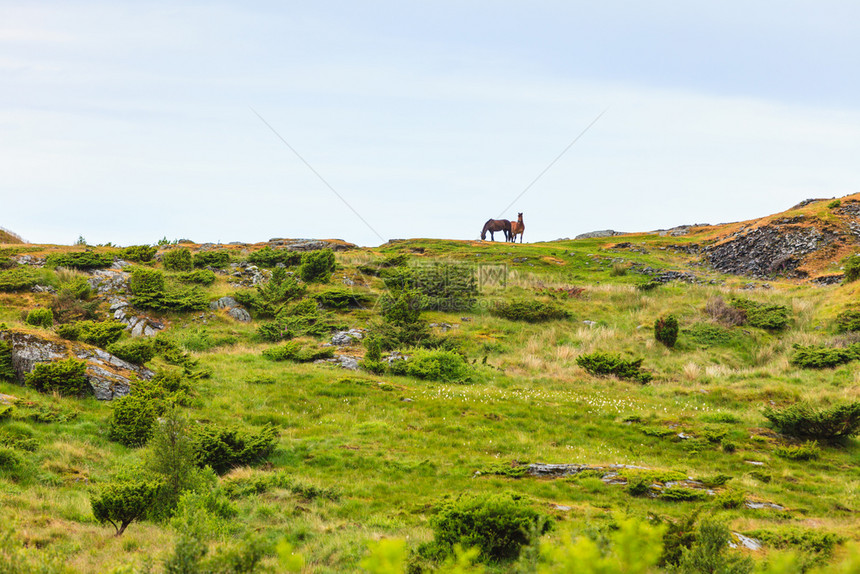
[2,1,860,246]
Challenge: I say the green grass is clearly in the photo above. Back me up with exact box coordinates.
[0,237,857,571]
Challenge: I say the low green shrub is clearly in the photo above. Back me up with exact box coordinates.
[162,248,193,271]
[109,393,159,447]
[790,343,859,369]
[576,351,653,383]
[763,401,860,441]
[177,269,217,285]
[627,477,653,497]
[387,349,472,383]
[774,441,820,461]
[25,358,88,396]
[660,487,708,502]
[412,263,477,312]
[129,267,208,312]
[491,299,569,323]
[731,298,790,330]
[746,527,843,559]
[91,476,164,536]
[299,249,336,283]
[234,267,306,318]
[262,341,334,363]
[193,250,231,268]
[25,307,53,328]
[424,492,549,563]
[247,246,302,268]
[636,280,661,292]
[827,199,842,209]
[106,338,156,365]
[56,320,125,348]
[0,267,39,292]
[704,297,747,327]
[359,337,386,375]
[842,253,860,283]
[714,489,745,509]
[257,298,344,341]
[120,245,157,263]
[191,423,278,474]
[655,315,679,347]
[46,251,114,269]
[835,309,860,333]
[0,341,15,381]
[685,323,737,347]
[312,287,372,309]
[677,520,752,574]
[357,254,408,276]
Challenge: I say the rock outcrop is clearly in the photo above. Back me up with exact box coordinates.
[0,329,153,400]
[209,296,252,322]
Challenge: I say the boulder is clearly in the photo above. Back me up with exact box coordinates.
[0,329,153,400]
[209,296,252,322]
[331,329,364,346]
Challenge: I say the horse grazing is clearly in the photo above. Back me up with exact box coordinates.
[509,213,525,243]
[481,219,511,241]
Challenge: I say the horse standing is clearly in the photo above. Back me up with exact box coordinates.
[509,213,525,243]
[481,219,511,241]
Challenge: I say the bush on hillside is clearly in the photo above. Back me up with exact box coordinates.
[25,358,89,396]
[677,520,753,574]
[359,337,386,375]
[247,246,302,268]
[684,323,737,347]
[423,492,549,564]
[120,245,157,263]
[774,441,820,461]
[56,320,125,348]
[842,253,860,283]
[162,248,193,272]
[0,340,15,381]
[106,338,156,365]
[357,254,408,276]
[312,287,372,309]
[177,269,216,286]
[835,309,860,333]
[491,299,569,323]
[109,393,159,447]
[45,251,114,270]
[576,351,653,383]
[0,267,39,292]
[790,344,859,369]
[234,267,306,318]
[763,401,860,441]
[50,276,99,324]
[299,249,336,283]
[193,250,231,268]
[24,307,53,328]
[655,315,679,347]
[388,349,472,383]
[368,289,435,350]
[191,423,278,474]
[91,476,163,536]
[262,341,334,363]
[129,267,208,312]
[731,298,790,330]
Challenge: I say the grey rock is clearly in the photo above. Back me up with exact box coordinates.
[227,307,251,322]
[0,330,154,400]
[210,296,239,310]
[730,533,762,551]
[31,284,56,293]
[582,320,597,326]
[745,501,785,511]
[574,230,626,239]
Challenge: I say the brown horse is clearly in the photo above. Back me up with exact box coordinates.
[481,219,511,241]
[509,213,525,243]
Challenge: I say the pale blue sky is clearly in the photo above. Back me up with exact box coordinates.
[2,1,860,246]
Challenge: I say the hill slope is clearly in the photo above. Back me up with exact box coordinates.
[0,214,858,571]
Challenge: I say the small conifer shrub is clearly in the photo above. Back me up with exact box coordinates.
[424,492,549,563]
[120,245,157,263]
[491,299,569,323]
[162,248,193,272]
[299,249,336,283]
[191,423,278,474]
[576,351,653,383]
[842,253,860,283]
[24,307,53,328]
[106,339,156,365]
[763,401,860,441]
[46,251,114,270]
[654,315,679,347]
[25,358,89,396]
[192,250,231,268]
[56,320,125,348]
[790,344,859,369]
[835,309,860,333]
[91,476,163,536]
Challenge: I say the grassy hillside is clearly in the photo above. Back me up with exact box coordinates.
[0,229,858,572]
